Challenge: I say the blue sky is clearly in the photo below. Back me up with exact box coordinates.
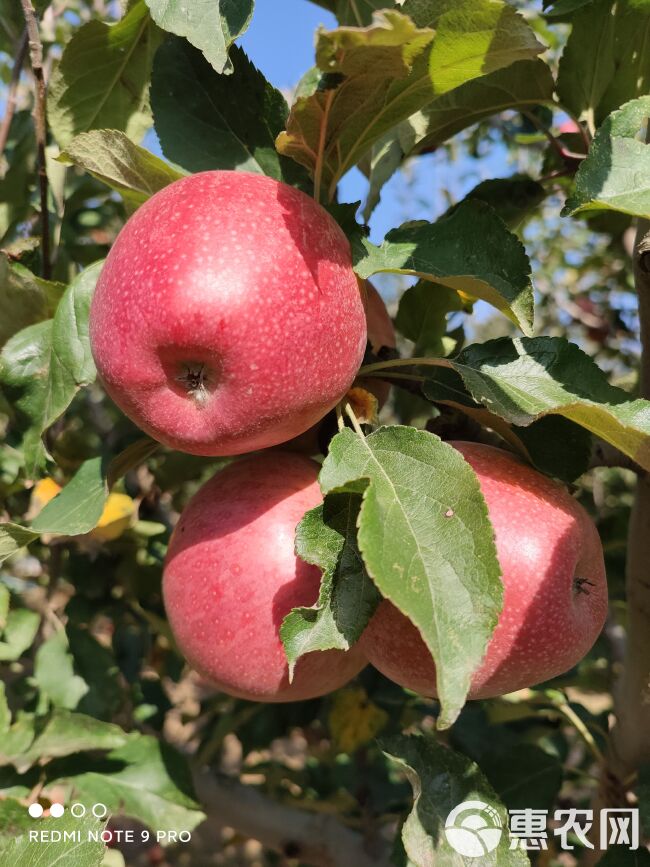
[237,1,508,247]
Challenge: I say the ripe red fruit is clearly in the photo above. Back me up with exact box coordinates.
[360,442,607,699]
[163,452,366,701]
[90,171,367,456]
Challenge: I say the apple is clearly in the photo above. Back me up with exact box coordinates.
[359,441,607,699]
[162,452,366,701]
[90,171,367,456]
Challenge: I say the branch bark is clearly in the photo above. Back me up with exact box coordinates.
[607,224,650,778]
[193,770,392,867]
[0,28,28,161]
[20,0,50,279]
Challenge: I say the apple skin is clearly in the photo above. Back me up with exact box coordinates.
[90,171,367,456]
[359,441,608,699]
[162,452,366,702]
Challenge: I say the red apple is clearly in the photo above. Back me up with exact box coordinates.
[162,452,366,701]
[359,441,607,699]
[90,171,367,456]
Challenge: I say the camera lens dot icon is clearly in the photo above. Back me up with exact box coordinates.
[50,803,65,818]
[444,800,503,858]
[28,803,43,819]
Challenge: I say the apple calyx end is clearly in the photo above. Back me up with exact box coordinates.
[573,576,595,596]
[175,362,215,407]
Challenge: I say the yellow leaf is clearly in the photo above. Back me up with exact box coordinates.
[346,387,379,425]
[30,478,62,513]
[328,687,388,753]
[90,493,135,542]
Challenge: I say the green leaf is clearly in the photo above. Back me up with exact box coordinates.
[0,798,32,858]
[62,733,205,834]
[68,626,123,721]
[0,684,8,737]
[151,39,308,187]
[31,457,107,536]
[0,256,64,349]
[456,175,547,231]
[395,282,463,357]
[563,96,650,219]
[0,523,39,567]
[145,0,253,74]
[0,112,36,241]
[281,491,380,673]
[451,706,563,812]
[34,630,89,711]
[1,441,156,565]
[382,733,529,867]
[365,59,554,216]
[423,366,592,482]
[319,427,502,728]
[0,715,37,768]
[8,712,128,773]
[544,0,596,17]
[0,586,9,631]
[0,608,40,662]
[354,200,534,334]
[47,1,163,147]
[426,336,650,472]
[3,804,107,866]
[557,0,650,127]
[0,261,101,475]
[60,130,186,208]
[278,5,542,195]
[334,0,394,25]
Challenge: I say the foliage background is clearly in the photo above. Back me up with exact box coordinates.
[0,0,649,865]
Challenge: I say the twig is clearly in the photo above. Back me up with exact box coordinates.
[359,356,452,376]
[344,402,365,437]
[606,223,650,776]
[0,29,28,162]
[192,770,391,867]
[554,699,606,767]
[20,0,50,279]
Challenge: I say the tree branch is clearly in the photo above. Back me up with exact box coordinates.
[0,28,28,162]
[20,0,50,279]
[192,770,392,867]
[607,223,650,779]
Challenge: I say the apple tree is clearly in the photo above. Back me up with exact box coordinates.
[1,0,650,864]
